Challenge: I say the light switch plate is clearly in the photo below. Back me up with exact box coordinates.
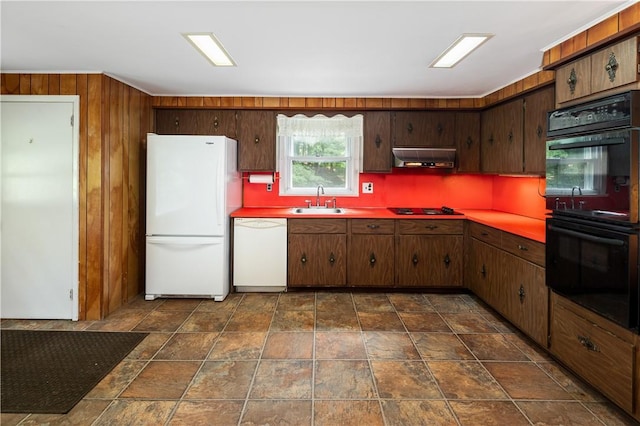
[362,182,373,193]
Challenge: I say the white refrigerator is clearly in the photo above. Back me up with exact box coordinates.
[145,133,241,301]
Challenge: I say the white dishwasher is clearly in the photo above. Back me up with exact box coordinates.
[233,218,287,292]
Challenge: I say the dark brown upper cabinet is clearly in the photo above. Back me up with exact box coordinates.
[392,111,455,147]
[363,111,392,172]
[237,110,276,171]
[155,109,237,138]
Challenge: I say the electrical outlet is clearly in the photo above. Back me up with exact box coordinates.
[266,183,273,192]
[362,182,374,193]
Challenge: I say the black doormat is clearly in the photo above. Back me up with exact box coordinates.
[1,329,148,414]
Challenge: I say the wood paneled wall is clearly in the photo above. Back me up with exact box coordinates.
[542,2,640,68]
[152,70,555,111]
[1,73,153,320]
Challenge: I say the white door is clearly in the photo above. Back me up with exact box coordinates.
[1,96,79,320]
[146,134,226,237]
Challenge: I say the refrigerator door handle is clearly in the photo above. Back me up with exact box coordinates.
[146,236,221,245]
[216,152,224,227]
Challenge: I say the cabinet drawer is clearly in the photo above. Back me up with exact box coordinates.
[551,299,634,412]
[501,232,545,267]
[397,220,463,235]
[468,222,501,246]
[288,219,347,234]
[351,219,395,234]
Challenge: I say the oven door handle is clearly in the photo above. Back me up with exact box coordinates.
[548,225,625,247]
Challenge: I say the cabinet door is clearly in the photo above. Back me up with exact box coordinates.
[504,253,548,347]
[396,235,462,287]
[237,110,276,171]
[480,106,499,173]
[363,111,392,172]
[348,235,394,286]
[467,238,500,305]
[555,56,591,105]
[455,112,481,172]
[288,234,346,287]
[495,99,524,174]
[523,86,554,175]
[591,37,639,95]
[155,109,237,137]
[392,111,455,147]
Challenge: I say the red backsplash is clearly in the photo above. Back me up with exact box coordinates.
[243,171,547,220]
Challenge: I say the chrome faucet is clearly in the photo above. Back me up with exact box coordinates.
[316,184,325,207]
[571,186,582,209]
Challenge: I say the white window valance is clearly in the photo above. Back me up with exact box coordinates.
[277,114,363,138]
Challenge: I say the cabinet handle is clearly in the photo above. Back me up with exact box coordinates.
[369,253,376,266]
[412,254,419,266]
[407,123,413,134]
[174,116,180,129]
[488,134,494,145]
[605,52,618,82]
[567,68,577,94]
[300,253,307,264]
[536,125,543,139]
[213,117,219,128]
[444,254,451,267]
[329,252,336,265]
[481,264,486,277]
[508,130,513,143]
[254,136,260,144]
[437,123,443,135]
[481,231,489,237]
[375,134,382,148]
[466,136,473,148]
[577,335,600,352]
[518,284,525,303]
[367,224,380,229]
[517,244,528,251]
[425,225,438,230]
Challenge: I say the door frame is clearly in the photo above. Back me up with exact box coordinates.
[1,95,80,320]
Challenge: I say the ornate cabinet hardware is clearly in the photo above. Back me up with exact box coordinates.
[605,52,618,82]
[443,254,451,267]
[577,335,600,352]
[567,68,577,94]
[518,284,525,303]
[300,253,307,264]
[369,253,376,266]
[328,252,336,265]
[412,254,419,266]
[375,134,381,148]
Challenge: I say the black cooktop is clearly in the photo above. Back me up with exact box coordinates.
[389,206,462,216]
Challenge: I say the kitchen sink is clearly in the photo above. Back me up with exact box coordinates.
[292,207,345,214]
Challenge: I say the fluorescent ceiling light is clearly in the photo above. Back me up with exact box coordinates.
[430,33,493,68]
[183,33,236,67]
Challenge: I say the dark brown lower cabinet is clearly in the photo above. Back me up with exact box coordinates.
[348,236,394,286]
[287,219,346,287]
[395,220,463,287]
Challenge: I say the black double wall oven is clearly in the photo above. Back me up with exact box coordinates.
[545,91,640,332]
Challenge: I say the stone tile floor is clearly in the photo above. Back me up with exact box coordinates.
[1,292,637,425]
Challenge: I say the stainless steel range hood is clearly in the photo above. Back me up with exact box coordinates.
[392,147,456,168]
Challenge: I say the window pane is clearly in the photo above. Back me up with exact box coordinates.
[292,161,347,188]
[292,137,348,157]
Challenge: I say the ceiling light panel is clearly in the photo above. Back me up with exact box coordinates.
[183,33,236,67]
[430,33,493,68]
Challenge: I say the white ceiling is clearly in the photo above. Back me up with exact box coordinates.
[1,1,634,98]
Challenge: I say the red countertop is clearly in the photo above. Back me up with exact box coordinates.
[231,207,546,243]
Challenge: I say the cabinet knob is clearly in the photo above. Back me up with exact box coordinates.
[369,253,376,266]
[444,254,451,267]
[412,254,419,265]
[407,123,413,134]
[425,225,438,230]
[367,224,379,229]
[329,252,336,265]
[488,134,494,145]
[517,244,528,251]
[174,116,180,129]
[375,135,382,148]
[481,264,486,277]
[605,52,618,82]
[254,136,260,144]
[466,136,473,148]
[213,118,219,128]
[300,253,307,264]
[508,130,513,143]
[518,284,525,303]
[536,125,543,139]
[567,68,577,94]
